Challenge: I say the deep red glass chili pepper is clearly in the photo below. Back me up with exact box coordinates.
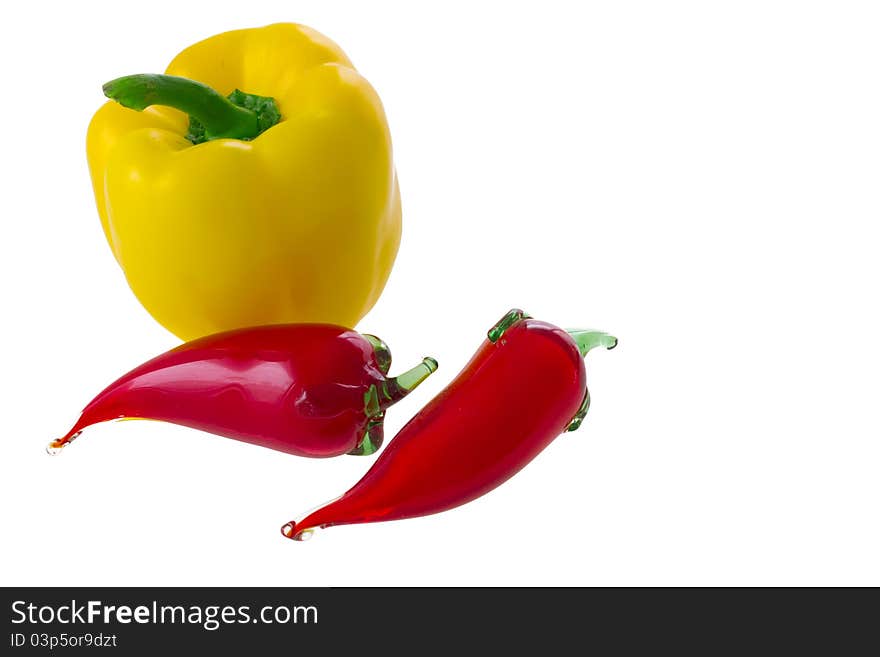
[281,309,616,540]
[49,324,437,458]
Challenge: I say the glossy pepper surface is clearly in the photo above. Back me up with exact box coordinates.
[282,309,616,540]
[50,324,436,458]
[87,23,401,341]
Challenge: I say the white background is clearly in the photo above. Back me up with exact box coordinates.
[1,1,878,586]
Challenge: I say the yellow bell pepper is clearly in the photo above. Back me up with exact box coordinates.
[87,23,401,341]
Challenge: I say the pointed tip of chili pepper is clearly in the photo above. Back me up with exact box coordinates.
[46,442,65,456]
[281,522,314,541]
[46,429,83,456]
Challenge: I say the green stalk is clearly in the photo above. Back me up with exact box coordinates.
[566,330,618,357]
[103,73,280,143]
[565,329,617,432]
[381,357,439,408]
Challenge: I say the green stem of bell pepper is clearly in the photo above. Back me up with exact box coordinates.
[102,73,280,144]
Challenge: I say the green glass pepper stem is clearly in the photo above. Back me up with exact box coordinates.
[103,73,261,140]
[564,330,617,432]
[381,357,439,409]
[566,330,618,357]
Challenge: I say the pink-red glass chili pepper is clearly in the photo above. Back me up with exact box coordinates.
[49,324,437,458]
[282,309,616,540]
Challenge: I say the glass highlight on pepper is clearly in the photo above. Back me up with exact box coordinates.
[87,23,402,341]
[282,309,616,540]
[49,324,437,458]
